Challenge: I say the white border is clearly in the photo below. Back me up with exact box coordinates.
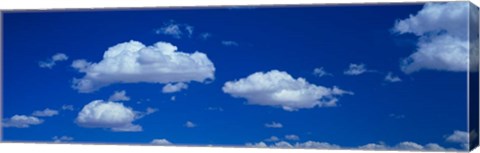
[0,0,478,153]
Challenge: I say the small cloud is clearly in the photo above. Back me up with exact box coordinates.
[52,136,74,143]
[207,107,224,112]
[151,139,173,145]
[32,108,59,117]
[344,63,369,75]
[155,20,194,39]
[146,107,158,115]
[264,136,280,142]
[265,121,283,128]
[2,115,43,128]
[313,67,333,77]
[389,113,405,119]
[39,53,69,69]
[170,96,176,101]
[162,82,188,93]
[245,142,268,148]
[185,121,196,128]
[446,130,468,146]
[109,90,131,101]
[61,105,74,111]
[221,41,239,46]
[200,33,212,40]
[285,134,300,141]
[385,72,402,82]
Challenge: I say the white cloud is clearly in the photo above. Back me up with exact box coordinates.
[39,53,69,69]
[109,90,130,101]
[264,136,280,142]
[393,2,469,73]
[170,96,176,101]
[245,142,268,148]
[2,115,43,128]
[146,107,158,115]
[72,40,215,93]
[272,141,294,148]
[384,72,402,82]
[61,105,74,111]
[162,82,188,93]
[313,67,332,77]
[285,134,300,141]
[206,107,224,111]
[446,130,468,144]
[32,108,59,117]
[221,41,239,46]
[358,141,455,151]
[295,141,341,149]
[264,121,283,128]
[155,21,193,39]
[344,63,369,75]
[151,139,173,145]
[185,121,196,128]
[75,100,143,132]
[52,136,74,143]
[223,70,352,111]
[200,33,212,40]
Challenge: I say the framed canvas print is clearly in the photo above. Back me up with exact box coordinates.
[1,1,479,152]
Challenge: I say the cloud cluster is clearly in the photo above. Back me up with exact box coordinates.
[221,41,239,46]
[393,2,469,73]
[384,72,402,83]
[155,21,194,39]
[246,141,340,149]
[359,141,455,151]
[39,53,69,69]
[75,100,144,132]
[109,90,130,101]
[2,115,43,128]
[223,70,352,111]
[72,40,215,93]
[184,121,196,128]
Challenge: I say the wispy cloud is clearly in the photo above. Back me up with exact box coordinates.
[2,115,43,128]
[39,53,68,69]
[221,40,239,46]
[32,108,59,117]
[313,67,333,77]
[155,20,194,39]
[344,63,371,75]
[151,139,173,145]
[162,82,188,93]
[185,121,196,128]
[384,72,402,83]
[52,136,74,143]
[264,121,283,128]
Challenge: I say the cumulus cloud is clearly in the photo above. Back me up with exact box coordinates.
[2,115,43,128]
[71,40,215,93]
[223,70,352,111]
[344,63,371,75]
[359,141,453,151]
[313,67,332,77]
[109,90,130,101]
[75,100,143,132]
[39,53,69,69]
[221,41,239,46]
[264,122,283,128]
[155,21,193,39]
[245,142,268,148]
[185,121,196,128]
[32,108,59,117]
[446,130,468,149]
[285,134,300,141]
[151,139,173,145]
[384,72,402,82]
[52,136,74,143]
[200,33,212,40]
[162,82,188,93]
[393,2,469,73]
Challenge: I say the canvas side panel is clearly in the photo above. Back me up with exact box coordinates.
[469,2,480,151]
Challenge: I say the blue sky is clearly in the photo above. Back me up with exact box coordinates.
[1,2,473,151]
